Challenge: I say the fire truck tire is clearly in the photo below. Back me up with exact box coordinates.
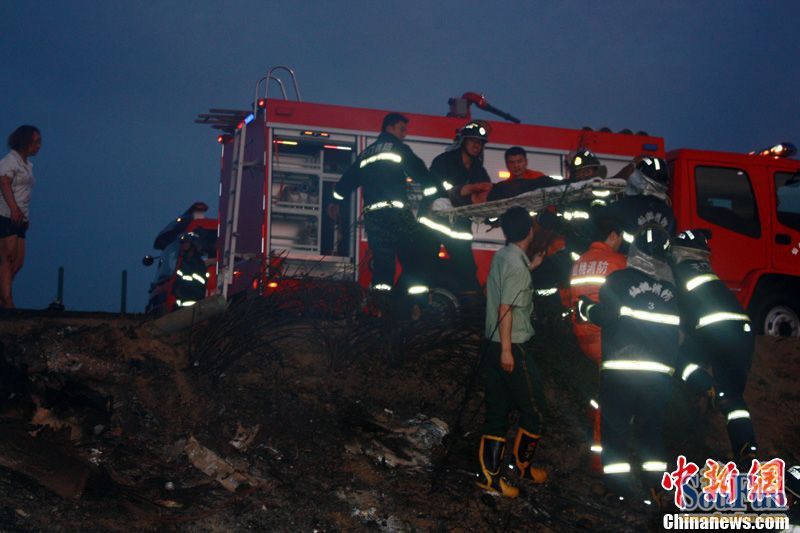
[750,291,800,337]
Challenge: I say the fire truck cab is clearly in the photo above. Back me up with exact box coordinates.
[669,148,800,336]
[143,203,218,314]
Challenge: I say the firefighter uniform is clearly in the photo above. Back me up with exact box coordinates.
[423,124,492,293]
[174,233,208,308]
[671,230,758,461]
[333,131,436,293]
[580,226,679,498]
[609,156,676,248]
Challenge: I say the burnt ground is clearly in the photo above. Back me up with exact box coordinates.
[0,293,798,532]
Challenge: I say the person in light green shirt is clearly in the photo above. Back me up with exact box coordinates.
[476,207,548,498]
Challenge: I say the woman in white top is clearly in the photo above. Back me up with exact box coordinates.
[0,125,41,309]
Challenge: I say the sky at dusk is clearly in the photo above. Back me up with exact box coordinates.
[2,1,799,312]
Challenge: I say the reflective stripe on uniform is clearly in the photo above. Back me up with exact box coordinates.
[591,445,603,453]
[603,463,631,474]
[372,284,392,291]
[333,191,344,200]
[418,216,473,240]
[622,232,635,243]
[563,210,590,221]
[571,276,607,286]
[442,181,454,191]
[359,152,402,168]
[423,186,437,197]
[192,273,207,284]
[407,285,429,295]
[685,273,719,291]
[696,312,750,329]
[642,461,668,472]
[620,305,680,326]
[176,300,196,307]
[363,200,404,213]
[726,410,751,422]
[681,363,700,382]
[536,288,558,296]
[601,360,675,375]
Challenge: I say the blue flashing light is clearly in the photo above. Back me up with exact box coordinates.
[244,113,255,125]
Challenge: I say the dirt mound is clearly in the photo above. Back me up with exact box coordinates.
[0,302,797,531]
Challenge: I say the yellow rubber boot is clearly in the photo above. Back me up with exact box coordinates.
[476,435,519,498]
[513,428,548,484]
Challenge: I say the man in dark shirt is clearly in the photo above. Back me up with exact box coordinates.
[420,120,493,293]
[329,113,437,296]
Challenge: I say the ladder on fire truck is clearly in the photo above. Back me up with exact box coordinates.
[195,67,302,298]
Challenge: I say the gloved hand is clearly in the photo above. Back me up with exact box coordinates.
[577,296,595,323]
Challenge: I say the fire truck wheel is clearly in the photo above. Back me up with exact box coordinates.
[751,292,800,337]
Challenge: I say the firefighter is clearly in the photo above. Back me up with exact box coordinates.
[478,207,547,498]
[610,156,676,248]
[329,113,437,296]
[577,225,680,501]
[173,232,208,308]
[568,213,627,472]
[419,120,493,294]
[670,229,758,463]
[529,150,606,323]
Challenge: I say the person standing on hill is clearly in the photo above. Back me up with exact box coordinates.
[0,125,41,309]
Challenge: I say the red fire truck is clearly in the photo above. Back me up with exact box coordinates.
[188,68,800,336]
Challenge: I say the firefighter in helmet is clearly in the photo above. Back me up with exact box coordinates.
[670,229,758,464]
[530,150,607,322]
[173,232,208,308]
[568,212,627,473]
[419,120,493,294]
[610,156,676,249]
[329,113,438,297]
[578,224,679,502]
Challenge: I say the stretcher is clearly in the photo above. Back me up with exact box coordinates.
[431,178,628,223]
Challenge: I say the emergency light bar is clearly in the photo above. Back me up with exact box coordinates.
[749,142,797,159]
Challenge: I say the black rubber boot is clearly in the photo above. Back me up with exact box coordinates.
[476,435,519,498]
[513,428,548,483]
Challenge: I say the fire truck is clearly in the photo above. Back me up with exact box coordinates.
[183,67,799,336]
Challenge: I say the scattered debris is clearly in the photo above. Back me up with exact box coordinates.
[229,423,260,452]
[184,436,266,492]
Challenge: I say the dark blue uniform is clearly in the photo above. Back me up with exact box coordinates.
[611,195,676,248]
[672,257,757,459]
[426,149,491,293]
[586,266,680,494]
[334,132,436,291]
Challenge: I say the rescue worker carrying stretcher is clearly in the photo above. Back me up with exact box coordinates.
[531,150,607,321]
[670,229,758,465]
[568,213,627,473]
[577,225,679,503]
[329,113,437,296]
[610,156,676,249]
[420,120,493,294]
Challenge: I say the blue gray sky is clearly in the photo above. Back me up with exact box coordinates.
[2,1,798,311]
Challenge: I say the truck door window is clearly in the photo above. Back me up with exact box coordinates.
[775,171,800,231]
[695,166,761,238]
